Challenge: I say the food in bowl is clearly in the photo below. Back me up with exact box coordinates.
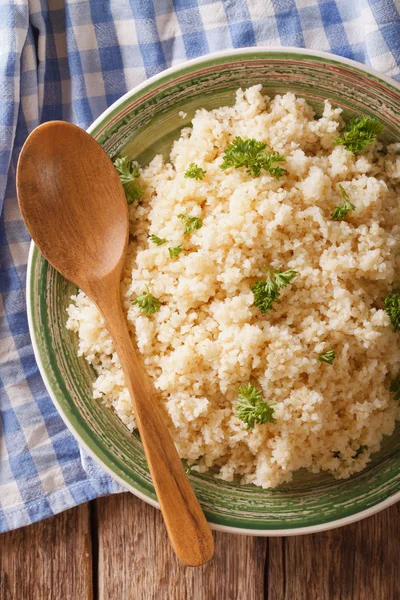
[66,85,400,489]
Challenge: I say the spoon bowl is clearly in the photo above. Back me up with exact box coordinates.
[18,122,128,287]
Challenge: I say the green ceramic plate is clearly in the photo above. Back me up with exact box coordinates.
[27,48,400,535]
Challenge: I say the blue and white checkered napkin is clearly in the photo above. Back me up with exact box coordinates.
[1,0,400,533]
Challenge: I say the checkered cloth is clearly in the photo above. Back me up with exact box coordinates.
[1,0,400,533]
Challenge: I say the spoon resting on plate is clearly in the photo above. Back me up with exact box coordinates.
[17,121,214,566]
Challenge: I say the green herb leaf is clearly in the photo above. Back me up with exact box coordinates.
[184,163,206,180]
[133,286,161,315]
[334,116,383,153]
[390,374,400,401]
[251,268,297,314]
[236,384,276,430]
[149,234,167,246]
[168,245,183,259]
[318,349,336,364]
[185,466,193,475]
[331,185,356,221]
[113,156,143,204]
[220,137,285,177]
[273,269,298,289]
[353,445,368,458]
[251,278,279,314]
[178,213,203,234]
[384,291,400,332]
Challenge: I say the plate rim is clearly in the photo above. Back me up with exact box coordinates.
[27,46,400,536]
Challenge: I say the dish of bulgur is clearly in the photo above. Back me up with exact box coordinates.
[67,85,400,489]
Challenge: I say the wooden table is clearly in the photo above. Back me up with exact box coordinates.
[0,494,399,599]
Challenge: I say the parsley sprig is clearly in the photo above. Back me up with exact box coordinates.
[133,286,161,315]
[236,384,276,430]
[318,349,336,364]
[184,163,206,180]
[390,374,400,401]
[331,185,355,221]
[334,116,383,153]
[178,213,203,234]
[149,234,167,246]
[220,137,285,177]
[384,291,400,332]
[113,156,143,204]
[252,268,297,314]
[168,245,183,259]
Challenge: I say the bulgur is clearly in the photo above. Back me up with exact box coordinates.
[67,86,400,488]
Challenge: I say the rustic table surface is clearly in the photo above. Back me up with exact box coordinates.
[0,494,399,599]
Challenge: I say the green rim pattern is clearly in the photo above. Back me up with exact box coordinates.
[28,49,400,533]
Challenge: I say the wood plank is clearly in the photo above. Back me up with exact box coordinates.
[267,503,400,600]
[96,493,267,600]
[352,503,400,600]
[0,504,93,600]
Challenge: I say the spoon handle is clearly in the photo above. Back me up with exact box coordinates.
[96,290,214,566]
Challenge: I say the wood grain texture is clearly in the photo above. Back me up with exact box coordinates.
[96,493,267,600]
[0,504,93,600]
[1,495,398,598]
[267,503,400,600]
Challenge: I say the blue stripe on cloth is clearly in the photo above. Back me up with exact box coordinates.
[128,0,168,78]
[174,4,210,58]
[318,0,354,59]
[223,0,256,47]
[2,0,400,533]
[272,0,305,46]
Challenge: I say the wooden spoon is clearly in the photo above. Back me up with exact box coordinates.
[17,121,214,566]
